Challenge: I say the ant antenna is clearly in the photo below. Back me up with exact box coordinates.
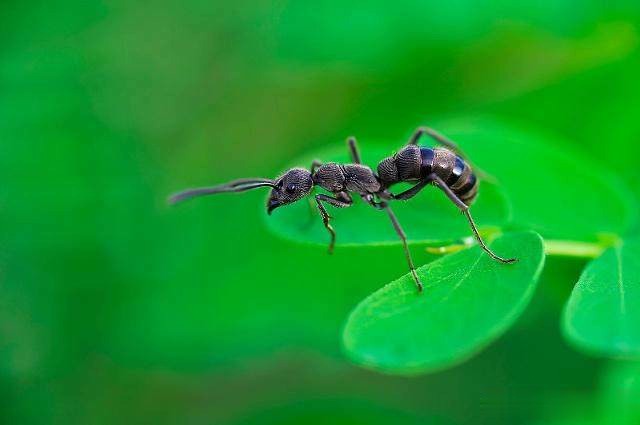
[168,178,275,205]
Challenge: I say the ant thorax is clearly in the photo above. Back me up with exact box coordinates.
[313,163,380,194]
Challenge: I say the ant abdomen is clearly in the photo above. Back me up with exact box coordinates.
[425,148,478,206]
[378,145,478,206]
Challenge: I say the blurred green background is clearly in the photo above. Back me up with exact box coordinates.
[2,1,640,424]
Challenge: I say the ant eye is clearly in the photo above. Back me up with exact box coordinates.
[285,184,296,194]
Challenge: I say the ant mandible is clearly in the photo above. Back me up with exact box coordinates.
[169,127,517,292]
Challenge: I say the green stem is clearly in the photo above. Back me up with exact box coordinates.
[543,240,607,258]
[425,232,619,259]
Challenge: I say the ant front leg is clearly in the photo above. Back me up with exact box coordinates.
[314,192,353,254]
[429,174,517,264]
[347,137,362,164]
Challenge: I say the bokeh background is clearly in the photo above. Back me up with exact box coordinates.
[2,1,640,424]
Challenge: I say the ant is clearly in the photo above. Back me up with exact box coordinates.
[169,127,517,292]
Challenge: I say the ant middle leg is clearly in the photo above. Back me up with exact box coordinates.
[360,193,384,209]
[347,136,362,164]
[361,195,423,292]
[383,202,424,292]
[429,174,517,264]
[315,193,353,254]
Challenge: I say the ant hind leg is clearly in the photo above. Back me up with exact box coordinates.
[389,179,430,201]
[430,174,517,264]
[408,127,495,182]
[408,127,460,151]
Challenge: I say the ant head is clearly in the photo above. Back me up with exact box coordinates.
[267,168,313,214]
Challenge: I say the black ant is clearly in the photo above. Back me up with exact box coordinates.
[169,127,517,292]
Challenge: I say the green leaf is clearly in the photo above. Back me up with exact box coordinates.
[562,237,640,358]
[436,118,635,242]
[342,231,545,374]
[599,361,640,425]
[267,144,511,247]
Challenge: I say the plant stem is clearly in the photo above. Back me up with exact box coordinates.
[543,240,607,258]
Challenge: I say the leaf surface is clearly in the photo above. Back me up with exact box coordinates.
[599,361,640,425]
[563,237,640,358]
[342,231,545,374]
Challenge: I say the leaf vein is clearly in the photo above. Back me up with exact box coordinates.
[441,252,484,302]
